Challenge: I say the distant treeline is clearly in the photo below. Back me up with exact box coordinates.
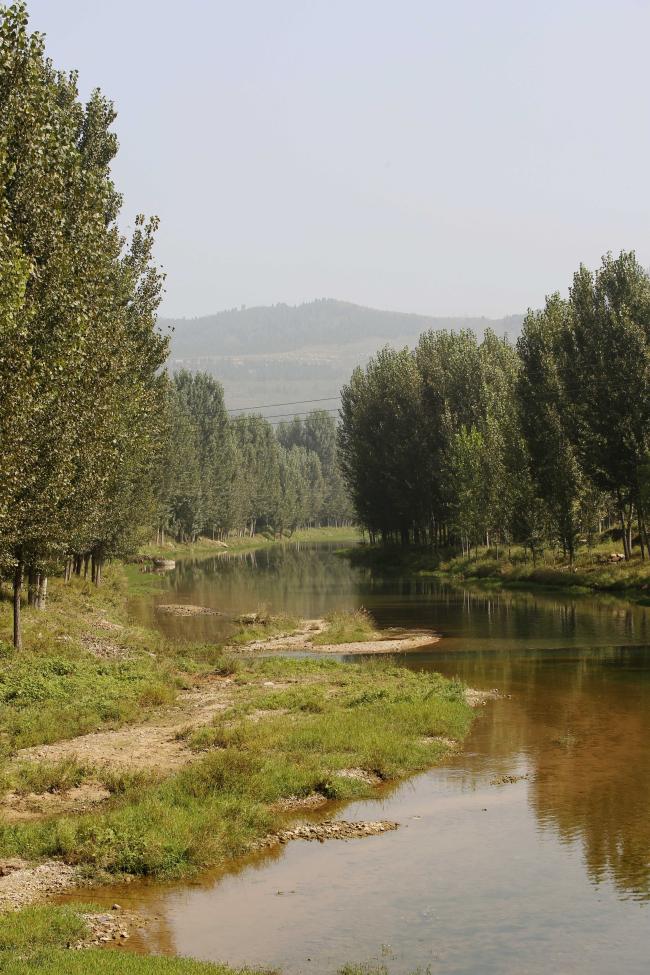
[160,371,353,543]
[339,251,650,561]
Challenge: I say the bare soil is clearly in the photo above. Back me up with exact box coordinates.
[14,677,236,776]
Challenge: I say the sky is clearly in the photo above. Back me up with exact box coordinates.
[24,0,650,319]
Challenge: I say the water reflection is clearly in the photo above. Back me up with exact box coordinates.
[109,543,650,973]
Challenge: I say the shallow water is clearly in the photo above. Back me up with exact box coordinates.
[90,544,650,973]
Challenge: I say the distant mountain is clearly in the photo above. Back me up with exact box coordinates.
[161,299,524,413]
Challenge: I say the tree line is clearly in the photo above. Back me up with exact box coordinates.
[158,371,353,543]
[339,251,650,562]
[0,3,167,646]
[0,4,353,648]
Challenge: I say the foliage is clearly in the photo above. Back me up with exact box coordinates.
[0,2,167,644]
[160,380,353,542]
[312,609,378,645]
[339,252,650,563]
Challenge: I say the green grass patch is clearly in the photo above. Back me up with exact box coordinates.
[0,904,88,952]
[312,609,378,645]
[0,658,471,879]
[227,615,299,647]
[2,952,257,975]
[0,902,252,973]
[0,643,178,751]
[3,758,90,795]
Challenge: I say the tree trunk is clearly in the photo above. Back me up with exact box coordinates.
[13,559,23,649]
[618,497,630,560]
[27,568,38,607]
[36,575,48,610]
[92,549,104,587]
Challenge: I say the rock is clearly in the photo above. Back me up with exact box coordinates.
[156,604,221,616]
[152,559,176,569]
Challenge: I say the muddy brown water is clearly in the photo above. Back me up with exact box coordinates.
[77,543,650,973]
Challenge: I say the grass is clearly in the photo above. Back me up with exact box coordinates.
[0,657,471,877]
[1,954,253,975]
[0,528,472,972]
[438,543,650,598]
[227,614,299,647]
[312,609,379,645]
[0,904,89,952]
[0,905,254,973]
[2,757,90,795]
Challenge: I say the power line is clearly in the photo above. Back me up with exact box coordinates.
[235,408,340,421]
[227,396,340,414]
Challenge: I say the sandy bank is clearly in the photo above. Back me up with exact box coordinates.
[241,619,440,654]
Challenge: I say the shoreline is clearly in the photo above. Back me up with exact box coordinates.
[340,545,650,603]
[0,564,476,920]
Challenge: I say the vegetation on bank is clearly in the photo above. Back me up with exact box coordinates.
[345,540,650,598]
[312,609,379,645]
[0,903,252,973]
[0,560,471,883]
[139,525,361,562]
[0,655,470,877]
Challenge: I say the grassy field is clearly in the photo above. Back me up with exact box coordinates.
[344,539,650,600]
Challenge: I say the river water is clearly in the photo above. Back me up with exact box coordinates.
[98,542,650,974]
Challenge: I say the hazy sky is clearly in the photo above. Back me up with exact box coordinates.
[25,0,650,319]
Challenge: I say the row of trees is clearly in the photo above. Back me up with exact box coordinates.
[0,5,354,647]
[159,372,353,542]
[339,251,650,561]
[0,3,168,645]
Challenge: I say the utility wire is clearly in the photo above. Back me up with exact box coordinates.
[234,408,340,421]
[227,396,340,414]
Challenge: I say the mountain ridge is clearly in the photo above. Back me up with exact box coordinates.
[162,299,524,411]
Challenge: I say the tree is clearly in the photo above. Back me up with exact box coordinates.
[565,252,650,558]
[517,296,583,561]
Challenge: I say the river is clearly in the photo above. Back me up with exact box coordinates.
[99,542,650,974]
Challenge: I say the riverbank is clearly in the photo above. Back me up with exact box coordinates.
[343,542,650,601]
[139,526,361,562]
[0,552,473,972]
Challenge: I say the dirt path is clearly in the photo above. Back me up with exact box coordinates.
[0,676,238,826]
[12,677,235,776]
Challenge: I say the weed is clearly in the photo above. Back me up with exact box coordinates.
[8,758,90,795]
[312,609,378,645]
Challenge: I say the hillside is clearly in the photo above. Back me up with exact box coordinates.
[162,299,523,412]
